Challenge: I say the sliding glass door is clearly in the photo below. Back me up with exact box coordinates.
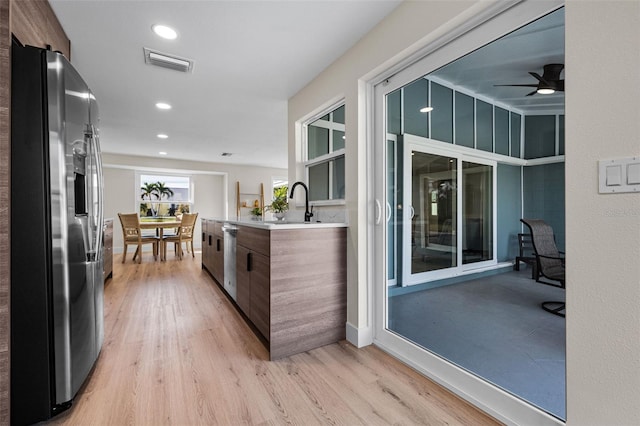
[401,136,496,285]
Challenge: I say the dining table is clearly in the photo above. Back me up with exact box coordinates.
[139,218,182,261]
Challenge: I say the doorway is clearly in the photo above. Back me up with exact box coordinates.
[372,4,566,423]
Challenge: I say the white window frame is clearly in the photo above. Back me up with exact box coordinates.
[302,101,346,205]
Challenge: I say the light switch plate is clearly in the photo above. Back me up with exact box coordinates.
[599,157,640,193]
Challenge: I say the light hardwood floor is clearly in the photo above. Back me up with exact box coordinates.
[49,253,500,425]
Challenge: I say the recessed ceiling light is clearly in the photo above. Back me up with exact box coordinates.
[420,106,434,113]
[157,134,169,139]
[159,151,168,156]
[155,102,172,110]
[152,24,177,40]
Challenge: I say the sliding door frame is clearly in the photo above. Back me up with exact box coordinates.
[368,1,565,424]
[402,135,498,285]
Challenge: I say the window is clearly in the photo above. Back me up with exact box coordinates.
[138,173,192,217]
[304,104,345,202]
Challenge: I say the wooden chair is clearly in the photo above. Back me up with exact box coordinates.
[117,213,159,264]
[520,218,565,317]
[162,213,198,260]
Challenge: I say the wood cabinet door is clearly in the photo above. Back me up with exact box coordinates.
[249,251,270,341]
[212,235,224,284]
[236,244,251,314]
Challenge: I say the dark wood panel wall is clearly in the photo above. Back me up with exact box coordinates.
[0,1,69,422]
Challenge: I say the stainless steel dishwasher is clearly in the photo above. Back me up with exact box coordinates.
[222,223,237,301]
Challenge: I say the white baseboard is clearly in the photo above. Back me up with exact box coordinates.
[345,322,373,348]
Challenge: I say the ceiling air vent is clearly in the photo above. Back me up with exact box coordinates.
[143,47,194,73]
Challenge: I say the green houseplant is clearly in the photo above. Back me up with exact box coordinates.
[266,186,289,220]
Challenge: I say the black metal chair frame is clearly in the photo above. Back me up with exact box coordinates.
[513,233,538,280]
[520,219,566,317]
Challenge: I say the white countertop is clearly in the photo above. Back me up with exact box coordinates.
[208,218,348,230]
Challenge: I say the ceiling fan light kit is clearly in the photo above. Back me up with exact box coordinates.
[496,63,564,96]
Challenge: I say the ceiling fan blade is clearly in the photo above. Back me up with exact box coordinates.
[526,89,538,96]
[529,72,552,86]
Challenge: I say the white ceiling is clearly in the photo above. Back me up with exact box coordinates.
[49,2,564,170]
[49,0,402,169]
[430,7,565,114]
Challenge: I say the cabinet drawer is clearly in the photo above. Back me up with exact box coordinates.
[237,226,270,257]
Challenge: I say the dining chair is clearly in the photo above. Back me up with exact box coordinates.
[161,213,198,260]
[118,213,159,263]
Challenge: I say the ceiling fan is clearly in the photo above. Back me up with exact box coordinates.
[495,63,565,96]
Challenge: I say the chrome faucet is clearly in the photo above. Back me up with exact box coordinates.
[289,181,313,222]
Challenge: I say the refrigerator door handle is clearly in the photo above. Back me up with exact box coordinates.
[86,124,104,262]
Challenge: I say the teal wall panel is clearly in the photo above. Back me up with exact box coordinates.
[523,163,565,250]
[497,164,523,262]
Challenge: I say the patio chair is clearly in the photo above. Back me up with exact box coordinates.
[520,218,565,317]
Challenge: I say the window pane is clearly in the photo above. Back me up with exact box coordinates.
[309,162,329,201]
[495,107,510,155]
[333,105,345,124]
[387,89,402,135]
[462,161,493,264]
[510,112,521,158]
[524,115,556,159]
[140,174,190,217]
[307,125,329,160]
[454,92,474,148]
[411,151,457,274]
[476,100,493,152]
[403,78,429,138]
[431,82,453,143]
[333,130,345,151]
[332,156,345,199]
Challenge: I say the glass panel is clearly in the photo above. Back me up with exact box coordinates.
[476,100,493,152]
[524,115,556,159]
[333,130,345,151]
[462,161,493,264]
[431,82,453,143]
[510,112,521,158]
[333,105,345,124]
[494,107,510,155]
[411,151,457,274]
[308,162,329,201]
[332,157,345,199]
[454,92,474,148]
[140,174,190,217]
[387,89,402,135]
[387,139,397,281]
[403,78,429,138]
[558,115,565,155]
[307,125,329,160]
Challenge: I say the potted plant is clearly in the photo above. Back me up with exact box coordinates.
[249,206,263,221]
[266,196,288,221]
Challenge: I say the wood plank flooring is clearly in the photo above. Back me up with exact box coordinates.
[48,253,500,425]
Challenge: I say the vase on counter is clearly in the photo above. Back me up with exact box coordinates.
[274,212,286,221]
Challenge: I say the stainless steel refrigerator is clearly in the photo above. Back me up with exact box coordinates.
[11,43,104,425]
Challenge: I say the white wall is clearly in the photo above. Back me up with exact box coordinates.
[289,0,475,335]
[565,1,640,424]
[103,153,286,255]
[290,0,640,424]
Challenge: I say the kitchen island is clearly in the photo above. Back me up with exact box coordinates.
[202,218,347,360]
